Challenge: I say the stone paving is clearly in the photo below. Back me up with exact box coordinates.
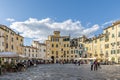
[0,64,120,80]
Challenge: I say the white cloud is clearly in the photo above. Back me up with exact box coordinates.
[102,20,114,26]
[83,24,99,35]
[101,18,120,29]
[6,18,15,22]
[9,18,100,42]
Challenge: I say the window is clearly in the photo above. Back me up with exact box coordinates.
[6,35,8,40]
[29,49,30,52]
[117,42,120,46]
[36,54,37,57]
[64,51,66,54]
[112,26,114,30]
[11,38,13,42]
[75,55,77,57]
[52,44,54,47]
[16,37,18,40]
[76,50,78,53]
[56,44,58,47]
[111,42,115,47]
[111,50,116,54]
[112,34,115,38]
[44,49,46,52]
[67,44,69,47]
[52,51,54,54]
[64,44,66,47]
[32,54,34,57]
[105,44,109,49]
[100,37,103,41]
[74,50,75,53]
[117,49,120,54]
[71,50,73,54]
[32,49,34,52]
[11,45,14,50]
[21,39,23,42]
[67,51,69,54]
[56,51,58,55]
[118,32,120,37]
[6,43,8,48]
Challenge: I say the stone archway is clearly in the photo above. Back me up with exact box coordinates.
[51,56,54,63]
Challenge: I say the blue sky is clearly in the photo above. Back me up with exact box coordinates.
[0,0,120,45]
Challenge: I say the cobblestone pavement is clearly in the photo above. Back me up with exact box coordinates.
[0,64,120,80]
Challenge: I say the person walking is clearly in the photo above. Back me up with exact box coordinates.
[90,61,94,71]
[78,60,81,66]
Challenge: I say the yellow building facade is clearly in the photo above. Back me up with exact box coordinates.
[0,25,24,55]
[103,21,120,63]
[85,21,120,63]
[0,26,5,52]
[46,31,70,63]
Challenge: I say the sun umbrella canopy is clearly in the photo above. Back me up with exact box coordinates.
[0,52,19,58]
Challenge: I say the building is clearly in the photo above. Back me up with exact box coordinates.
[103,21,120,63]
[84,38,93,58]
[84,21,120,63]
[70,36,86,60]
[0,25,24,54]
[46,31,70,63]
[23,46,38,59]
[32,41,46,59]
[0,26,5,52]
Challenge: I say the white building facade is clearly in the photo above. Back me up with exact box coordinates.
[32,41,46,59]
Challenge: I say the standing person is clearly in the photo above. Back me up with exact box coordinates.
[78,60,81,66]
[94,60,98,71]
[97,61,101,69]
[90,60,94,71]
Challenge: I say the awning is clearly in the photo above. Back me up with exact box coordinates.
[0,52,18,58]
[74,57,96,60]
[0,52,28,58]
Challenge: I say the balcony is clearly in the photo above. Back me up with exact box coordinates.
[105,38,109,42]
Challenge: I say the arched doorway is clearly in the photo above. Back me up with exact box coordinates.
[51,56,54,63]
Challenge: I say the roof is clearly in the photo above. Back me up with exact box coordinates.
[0,24,24,38]
[23,46,38,49]
[104,20,120,30]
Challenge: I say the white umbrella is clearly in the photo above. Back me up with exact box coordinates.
[0,52,18,58]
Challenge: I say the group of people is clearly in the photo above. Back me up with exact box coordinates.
[90,60,101,71]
